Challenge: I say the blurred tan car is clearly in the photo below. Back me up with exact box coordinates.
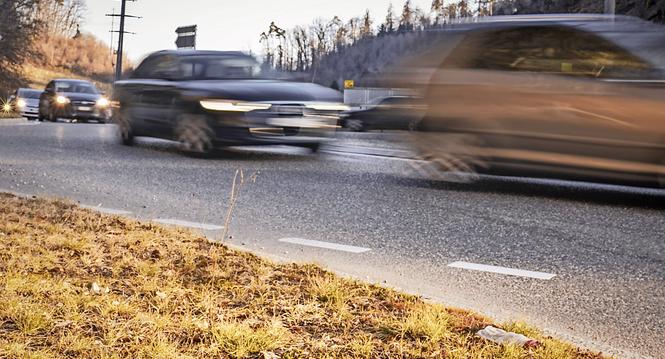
[400,15,665,187]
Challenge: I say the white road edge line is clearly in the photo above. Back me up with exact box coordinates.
[278,237,371,253]
[448,261,556,280]
[0,121,40,126]
[153,218,224,231]
[80,205,132,216]
[321,148,419,161]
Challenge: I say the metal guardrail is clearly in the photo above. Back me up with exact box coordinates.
[343,87,416,108]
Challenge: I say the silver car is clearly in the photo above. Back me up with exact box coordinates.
[9,88,43,120]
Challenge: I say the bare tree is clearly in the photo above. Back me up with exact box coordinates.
[0,0,42,94]
[361,10,373,39]
[379,3,396,36]
[399,0,415,32]
[414,7,431,30]
[445,2,459,21]
[457,0,472,18]
[34,0,85,37]
[346,17,361,44]
[269,22,287,70]
[292,26,310,71]
[431,0,445,25]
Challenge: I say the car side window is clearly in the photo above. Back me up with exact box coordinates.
[135,55,181,80]
[179,58,206,80]
[444,26,654,79]
[132,57,159,79]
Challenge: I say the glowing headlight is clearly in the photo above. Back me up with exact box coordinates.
[56,95,70,105]
[305,103,351,111]
[16,99,26,108]
[200,99,272,112]
[96,97,110,107]
[2,103,11,112]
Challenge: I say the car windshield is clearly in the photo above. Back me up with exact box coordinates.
[55,82,99,94]
[18,89,41,99]
[180,56,262,80]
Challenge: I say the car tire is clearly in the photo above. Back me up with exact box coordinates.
[114,107,135,146]
[305,142,321,153]
[48,109,57,122]
[408,131,486,183]
[658,158,665,188]
[37,106,45,121]
[346,119,365,132]
[175,114,214,156]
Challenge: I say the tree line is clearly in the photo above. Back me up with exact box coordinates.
[260,0,489,74]
[0,0,126,96]
[259,0,665,88]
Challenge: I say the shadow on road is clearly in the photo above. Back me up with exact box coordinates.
[131,138,315,162]
[397,174,665,210]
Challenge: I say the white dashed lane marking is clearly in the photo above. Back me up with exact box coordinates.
[448,261,556,280]
[81,205,132,216]
[153,218,224,231]
[278,237,371,253]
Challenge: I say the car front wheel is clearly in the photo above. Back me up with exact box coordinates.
[175,114,214,156]
[47,109,57,122]
[658,157,665,188]
[409,130,487,183]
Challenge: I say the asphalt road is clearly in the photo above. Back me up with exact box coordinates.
[1,119,664,358]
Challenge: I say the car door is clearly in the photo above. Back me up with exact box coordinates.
[427,25,664,172]
[131,55,182,138]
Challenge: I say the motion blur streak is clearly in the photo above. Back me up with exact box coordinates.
[375,15,665,188]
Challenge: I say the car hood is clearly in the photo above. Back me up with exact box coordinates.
[21,98,39,106]
[179,80,343,103]
[60,93,102,102]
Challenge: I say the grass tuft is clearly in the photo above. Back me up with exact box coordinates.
[211,320,290,358]
[383,303,455,343]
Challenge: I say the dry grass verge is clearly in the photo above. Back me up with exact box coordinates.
[0,193,606,358]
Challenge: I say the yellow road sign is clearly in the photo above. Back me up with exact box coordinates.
[344,80,355,89]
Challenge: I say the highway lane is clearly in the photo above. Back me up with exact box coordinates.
[1,120,664,358]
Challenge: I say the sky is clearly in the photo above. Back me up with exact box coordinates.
[83,0,435,63]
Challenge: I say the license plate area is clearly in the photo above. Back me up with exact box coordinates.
[266,117,329,128]
[77,106,92,112]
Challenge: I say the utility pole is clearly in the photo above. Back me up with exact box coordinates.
[115,0,126,81]
[109,8,115,68]
[106,0,140,81]
[604,0,615,15]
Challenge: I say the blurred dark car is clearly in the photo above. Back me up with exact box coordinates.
[8,88,43,120]
[344,95,425,132]
[112,50,347,154]
[399,15,665,188]
[38,79,110,123]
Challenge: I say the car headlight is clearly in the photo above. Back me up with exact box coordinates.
[16,99,26,108]
[2,103,11,112]
[56,95,70,105]
[305,103,350,111]
[96,97,110,107]
[200,99,272,112]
